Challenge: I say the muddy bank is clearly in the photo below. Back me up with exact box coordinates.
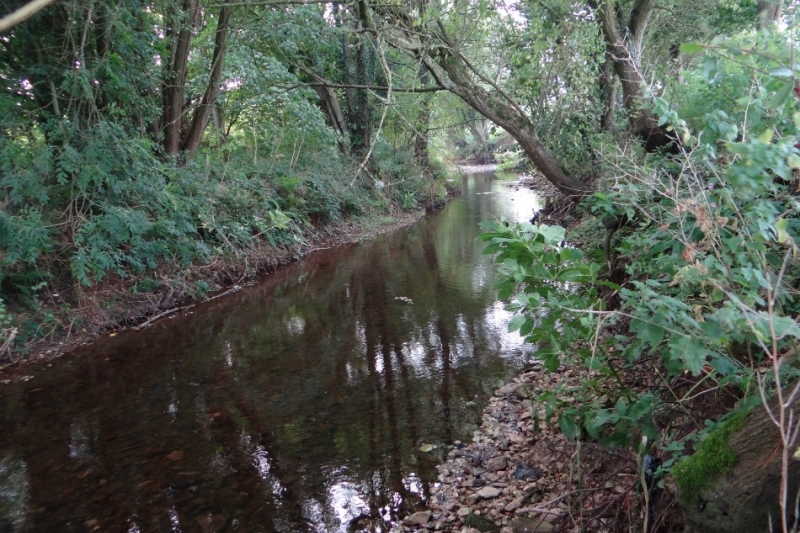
[0,208,433,377]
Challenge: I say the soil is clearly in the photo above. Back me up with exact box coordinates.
[0,208,431,380]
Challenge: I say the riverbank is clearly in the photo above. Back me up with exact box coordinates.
[394,361,680,533]
[390,188,681,533]
[0,205,439,378]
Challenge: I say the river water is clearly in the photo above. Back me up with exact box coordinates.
[0,170,543,533]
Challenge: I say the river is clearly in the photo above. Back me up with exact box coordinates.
[0,170,543,533]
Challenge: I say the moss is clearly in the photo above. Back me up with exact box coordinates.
[464,513,500,532]
[672,411,748,500]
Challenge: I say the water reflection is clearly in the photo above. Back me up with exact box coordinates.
[0,171,540,532]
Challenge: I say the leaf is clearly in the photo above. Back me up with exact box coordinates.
[556,267,591,283]
[769,67,795,79]
[758,128,775,144]
[558,414,580,441]
[597,280,622,291]
[766,82,794,109]
[538,224,566,244]
[776,218,792,244]
[508,314,527,333]
[419,444,434,452]
[679,43,704,54]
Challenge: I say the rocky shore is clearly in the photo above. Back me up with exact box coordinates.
[393,362,644,533]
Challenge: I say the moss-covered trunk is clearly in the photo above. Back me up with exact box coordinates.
[677,398,800,533]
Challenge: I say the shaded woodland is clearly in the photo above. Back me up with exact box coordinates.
[4,0,800,530]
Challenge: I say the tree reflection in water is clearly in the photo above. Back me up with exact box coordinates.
[0,171,543,532]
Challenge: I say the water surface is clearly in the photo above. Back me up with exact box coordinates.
[0,171,542,533]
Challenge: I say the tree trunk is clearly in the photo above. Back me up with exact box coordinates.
[757,0,783,30]
[679,396,800,533]
[599,56,616,133]
[596,0,658,139]
[317,85,350,155]
[162,0,199,155]
[430,51,588,197]
[351,32,372,154]
[414,67,431,167]
[182,0,233,158]
[463,110,492,163]
[366,1,588,197]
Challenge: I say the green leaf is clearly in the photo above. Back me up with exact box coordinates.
[538,224,566,244]
[766,82,794,110]
[775,218,792,245]
[558,414,580,441]
[508,314,527,333]
[597,280,622,291]
[556,267,591,283]
[679,43,704,54]
[769,67,795,79]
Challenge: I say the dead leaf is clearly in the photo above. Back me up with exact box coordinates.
[167,450,185,462]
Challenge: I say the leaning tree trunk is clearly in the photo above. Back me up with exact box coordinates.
[182,0,233,158]
[363,0,589,198]
[430,50,588,197]
[414,67,431,167]
[592,0,680,152]
[679,395,800,533]
[297,62,350,155]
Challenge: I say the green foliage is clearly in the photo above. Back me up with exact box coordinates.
[481,25,800,459]
[479,221,635,441]
[671,412,748,500]
[478,222,601,373]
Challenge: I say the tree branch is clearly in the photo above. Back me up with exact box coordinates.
[628,0,654,56]
[0,0,57,33]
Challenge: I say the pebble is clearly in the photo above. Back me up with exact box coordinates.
[391,362,633,533]
[391,366,578,532]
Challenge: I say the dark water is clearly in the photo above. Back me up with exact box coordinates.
[0,171,543,533]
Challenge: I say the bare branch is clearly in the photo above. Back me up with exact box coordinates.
[0,0,57,33]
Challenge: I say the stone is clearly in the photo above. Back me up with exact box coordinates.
[403,511,432,527]
[523,484,543,498]
[464,513,500,532]
[509,517,554,533]
[485,455,507,472]
[475,486,503,500]
[510,433,527,445]
[497,383,518,395]
[196,514,228,533]
[512,464,541,482]
[505,497,527,513]
[457,507,471,518]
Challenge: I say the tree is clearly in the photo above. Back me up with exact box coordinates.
[360,0,591,198]
[676,395,800,533]
[757,0,783,29]
[589,0,670,148]
[161,0,234,158]
[0,0,56,33]
[182,0,234,158]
